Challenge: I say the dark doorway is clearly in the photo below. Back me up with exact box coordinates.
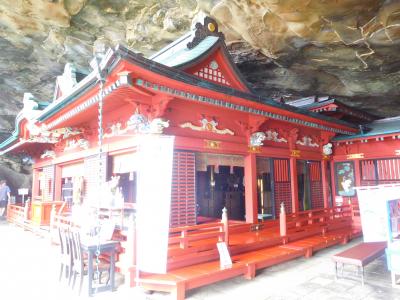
[297,160,323,211]
[256,157,275,220]
[196,154,245,221]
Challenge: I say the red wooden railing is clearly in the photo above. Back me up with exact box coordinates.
[280,205,352,237]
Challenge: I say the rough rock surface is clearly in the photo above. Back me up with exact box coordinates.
[1,1,400,136]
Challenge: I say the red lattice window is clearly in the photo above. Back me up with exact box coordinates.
[170,151,196,227]
[309,161,323,209]
[193,60,231,87]
[273,159,291,218]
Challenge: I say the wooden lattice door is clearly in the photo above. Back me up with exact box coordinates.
[170,151,196,227]
[273,159,291,218]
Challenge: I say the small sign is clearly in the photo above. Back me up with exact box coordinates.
[346,153,364,159]
[18,188,29,196]
[217,242,232,269]
[290,150,301,158]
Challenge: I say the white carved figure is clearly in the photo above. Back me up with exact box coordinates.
[250,132,266,147]
[40,150,56,159]
[77,139,89,150]
[148,118,170,134]
[54,63,78,100]
[296,136,319,147]
[22,93,39,113]
[65,138,89,150]
[265,130,287,143]
[104,122,123,138]
[322,143,333,155]
[127,112,150,133]
[180,118,234,135]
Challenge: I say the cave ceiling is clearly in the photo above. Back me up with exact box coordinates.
[1,0,400,136]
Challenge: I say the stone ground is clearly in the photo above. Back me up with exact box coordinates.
[1,217,400,300]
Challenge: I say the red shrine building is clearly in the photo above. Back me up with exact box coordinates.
[1,16,400,298]
[1,17,362,225]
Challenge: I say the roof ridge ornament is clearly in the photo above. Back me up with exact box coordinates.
[187,16,224,50]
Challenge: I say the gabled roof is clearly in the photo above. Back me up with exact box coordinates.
[149,16,252,92]
[334,116,400,141]
[150,34,219,68]
[287,96,379,124]
[0,93,50,153]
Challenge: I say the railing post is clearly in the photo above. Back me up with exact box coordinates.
[49,204,56,243]
[180,230,188,249]
[23,198,30,221]
[125,212,137,287]
[308,211,313,225]
[221,207,229,245]
[279,202,287,238]
[23,198,30,230]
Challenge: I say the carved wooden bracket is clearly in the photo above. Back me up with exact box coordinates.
[150,96,173,119]
[286,128,299,150]
[237,116,266,137]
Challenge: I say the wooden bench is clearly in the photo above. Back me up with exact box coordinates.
[138,244,306,300]
[332,241,387,285]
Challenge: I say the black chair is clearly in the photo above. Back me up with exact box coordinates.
[58,227,73,284]
[70,231,111,295]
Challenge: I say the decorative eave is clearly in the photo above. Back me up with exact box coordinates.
[0,93,50,153]
[333,116,400,142]
[115,44,358,134]
[0,112,26,151]
[37,48,117,123]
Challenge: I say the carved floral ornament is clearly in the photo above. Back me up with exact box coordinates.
[322,143,333,155]
[26,124,82,144]
[249,130,287,147]
[64,139,90,151]
[40,150,56,159]
[180,118,234,136]
[296,136,319,148]
[104,111,170,139]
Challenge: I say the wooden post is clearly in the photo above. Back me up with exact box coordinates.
[32,169,39,200]
[24,198,30,220]
[244,153,258,223]
[221,207,229,246]
[279,202,287,237]
[23,198,30,230]
[289,157,299,213]
[126,212,137,287]
[180,230,188,249]
[321,159,330,208]
[54,166,62,202]
[49,204,56,243]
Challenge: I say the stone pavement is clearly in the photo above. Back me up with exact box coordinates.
[1,217,400,300]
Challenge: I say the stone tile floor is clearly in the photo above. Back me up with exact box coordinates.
[1,217,400,300]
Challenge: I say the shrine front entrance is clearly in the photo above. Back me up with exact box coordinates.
[195,153,245,221]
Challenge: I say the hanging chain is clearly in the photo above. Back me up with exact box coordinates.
[94,58,105,285]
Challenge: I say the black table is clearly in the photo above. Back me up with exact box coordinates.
[81,240,119,296]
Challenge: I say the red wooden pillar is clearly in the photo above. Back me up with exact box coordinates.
[289,157,299,213]
[32,168,39,199]
[244,153,257,223]
[330,160,337,202]
[354,160,361,187]
[54,165,62,201]
[321,159,329,208]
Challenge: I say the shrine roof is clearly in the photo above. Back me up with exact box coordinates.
[116,45,359,131]
[33,44,359,133]
[334,116,400,141]
[149,34,219,68]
